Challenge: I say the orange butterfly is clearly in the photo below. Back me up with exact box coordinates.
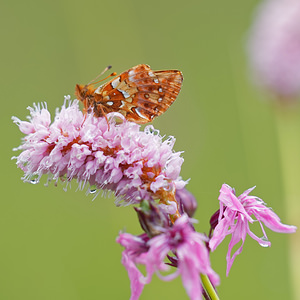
[75,64,183,124]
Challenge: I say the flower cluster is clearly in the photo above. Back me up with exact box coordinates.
[12,97,186,206]
[247,0,300,98]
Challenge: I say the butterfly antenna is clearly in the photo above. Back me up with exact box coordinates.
[87,65,113,85]
[92,71,117,86]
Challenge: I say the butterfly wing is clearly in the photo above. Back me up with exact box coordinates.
[94,64,183,123]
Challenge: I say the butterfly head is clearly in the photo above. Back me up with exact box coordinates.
[75,84,94,102]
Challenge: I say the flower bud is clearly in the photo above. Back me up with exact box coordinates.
[134,201,170,237]
[175,188,197,217]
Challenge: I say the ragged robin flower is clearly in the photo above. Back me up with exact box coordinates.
[209,184,297,275]
[117,214,220,300]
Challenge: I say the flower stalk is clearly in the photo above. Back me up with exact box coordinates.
[274,106,300,299]
[200,274,220,300]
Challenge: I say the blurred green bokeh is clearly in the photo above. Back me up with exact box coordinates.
[1,0,296,299]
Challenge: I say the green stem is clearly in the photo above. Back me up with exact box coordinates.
[273,103,300,300]
[201,274,220,300]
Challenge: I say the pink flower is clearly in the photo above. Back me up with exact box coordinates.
[117,215,220,300]
[116,233,150,300]
[209,184,297,275]
[12,97,187,205]
[247,0,300,98]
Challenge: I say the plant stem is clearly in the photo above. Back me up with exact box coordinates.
[274,103,300,300]
[201,274,220,300]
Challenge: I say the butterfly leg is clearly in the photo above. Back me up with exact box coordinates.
[98,103,110,131]
[80,112,87,127]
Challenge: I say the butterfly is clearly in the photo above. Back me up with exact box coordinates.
[75,64,183,124]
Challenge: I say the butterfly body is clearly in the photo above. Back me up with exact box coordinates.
[75,64,183,124]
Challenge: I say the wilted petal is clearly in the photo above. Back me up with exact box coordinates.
[209,213,232,251]
[226,216,247,276]
[116,233,150,300]
[121,251,145,300]
[219,184,253,222]
[253,208,297,233]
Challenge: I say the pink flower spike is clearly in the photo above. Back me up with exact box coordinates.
[12,97,187,205]
[209,184,297,276]
[117,215,219,300]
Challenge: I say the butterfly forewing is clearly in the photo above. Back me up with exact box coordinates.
[80,64,183,124]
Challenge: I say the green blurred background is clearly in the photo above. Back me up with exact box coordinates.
[1,0,297,299]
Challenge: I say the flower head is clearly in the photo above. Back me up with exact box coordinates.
[247,0,300,99]
[117,214,219,300]
[209,184,297,275]
[12,97,186,205]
